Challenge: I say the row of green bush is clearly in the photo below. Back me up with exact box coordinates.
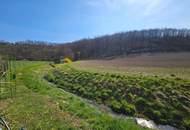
[44,66,190,129]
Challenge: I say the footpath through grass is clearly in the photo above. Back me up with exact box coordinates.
[45,64,190,130]
[0,61,148,130]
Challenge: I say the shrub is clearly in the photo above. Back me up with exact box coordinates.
[135,97,149,112]
[183,118,190,130]
[170,74,176,77]
[110,99,122,113]
[121,100,135,115]
[152,110,162,122]
[144,108,160,122]
[44,74,55,82]
[78,87,85,94]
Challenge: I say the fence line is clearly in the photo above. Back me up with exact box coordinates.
[0,59,17,99]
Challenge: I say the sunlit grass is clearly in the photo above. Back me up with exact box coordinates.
[1,61,149,130]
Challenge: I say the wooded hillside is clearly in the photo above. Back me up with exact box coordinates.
[0,28,190,61]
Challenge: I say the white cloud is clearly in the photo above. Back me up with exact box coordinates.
[86,0,171,16]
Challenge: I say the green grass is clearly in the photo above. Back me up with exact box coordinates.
[0,61,148,130]
[45,64,190,130]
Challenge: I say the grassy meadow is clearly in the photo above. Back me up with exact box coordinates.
[0,61,148,130]
[71,53,190,80]
[1,53,190,130]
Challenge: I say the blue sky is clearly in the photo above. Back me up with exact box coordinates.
[0,0,190,43]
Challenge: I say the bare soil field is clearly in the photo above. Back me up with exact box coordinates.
[72,52,190,79]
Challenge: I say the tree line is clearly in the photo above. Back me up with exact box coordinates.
[0,28,190,61]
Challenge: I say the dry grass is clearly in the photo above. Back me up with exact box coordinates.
[72,52,190,79]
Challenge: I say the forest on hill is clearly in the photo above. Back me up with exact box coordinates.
[0,28,190,61]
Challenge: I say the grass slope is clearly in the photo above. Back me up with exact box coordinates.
[45,64,190,129]
[72,52,190,79]
[0,61,148,130]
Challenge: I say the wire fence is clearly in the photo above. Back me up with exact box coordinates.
[0,57,17,100]
[0,57,17,130]
[0,116,11,130]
